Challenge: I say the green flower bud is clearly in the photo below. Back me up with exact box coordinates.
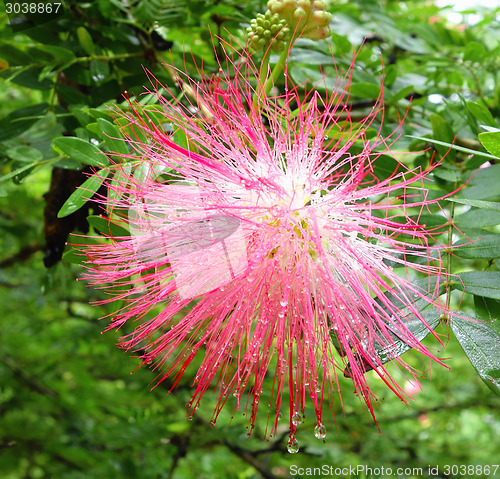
[313,0,327,9]
[294,7,307,21]
[267,0,332,41]
[298,0,312,9]
[247,9,290,52]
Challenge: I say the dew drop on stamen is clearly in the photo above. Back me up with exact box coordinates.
[287,438,299,454]
[314,424,326,439]
[280,299,288,307]
[291,411,302,426]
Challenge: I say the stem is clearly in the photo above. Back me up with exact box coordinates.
[445,186,457,312]
[1,52,143,75]
[259,48,271,88]
[252,47,272,111]
[268,43,290,95]
[252,41,290,112]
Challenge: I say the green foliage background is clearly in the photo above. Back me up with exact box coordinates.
[0,1,499,478]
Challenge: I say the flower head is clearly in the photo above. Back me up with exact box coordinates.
[84,40,449,449]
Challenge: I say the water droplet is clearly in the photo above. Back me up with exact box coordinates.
[314,424,326,439]
[287,438,299,454]
[291,412,302,426]
[280,299,288,307]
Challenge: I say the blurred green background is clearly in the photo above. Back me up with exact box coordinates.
[1,1,500,478]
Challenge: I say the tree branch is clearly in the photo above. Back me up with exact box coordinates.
[0,355,57,398]
[0,243,43,268]
[380,398,500,424]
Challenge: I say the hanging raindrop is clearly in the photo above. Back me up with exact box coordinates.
[287,438,299,454]
[314,423,326,439]
[291,411,302,426]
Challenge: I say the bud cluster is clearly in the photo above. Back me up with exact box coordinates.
[267,0,332,41]
[246,10,290,52]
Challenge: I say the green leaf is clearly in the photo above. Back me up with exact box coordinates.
[53,137,109,167]
[0,43,32,65]
[62,234,102,264]
[56,84,91,106]
[76,26,95,56]
[115,117,149,144]
[467,101,496,128]
[97,118,129,155]
[324,31,348,53]
[450,314,500,396]
[454,235,500,259]
[6,145,43,163]
[372,154,400,181]
[349,82,382,99]
[290,66,341,92]
[341,309,441,376]
[90,60,110,86]
[372,309,441,364]
[388,85,414,103]
[9,67,54,90]
[134,0,168,24]
[87,215,129,237]
[463,41,486,62]
[458,164,500,200]
[85,122,100,136]
[433,165,460,182]
[455,209,500,228]
[70,106,94,128]
[474,295,500,322]
[448,198,500,213]
[345,279,445,370]
[376,277,446,315]
[0,162,43,183]
[291,48,335,65]
[430,114,455,159]
[42,45,76,63]
[0,104,49,141]
[408,135,498,161]
[478,131,500,158]
[85,107,114,121]
[455,271,500,300]
[57,170,110,218]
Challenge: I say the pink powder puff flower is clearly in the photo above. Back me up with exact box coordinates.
[83,40,451,450]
